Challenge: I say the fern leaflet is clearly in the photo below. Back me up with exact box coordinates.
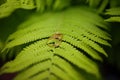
[105,7,120,22]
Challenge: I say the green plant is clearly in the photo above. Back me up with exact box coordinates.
[105,7,120,22]
[0,0,120,80]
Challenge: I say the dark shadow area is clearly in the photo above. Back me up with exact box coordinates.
[0,9,35,41]
[101,22,120,80]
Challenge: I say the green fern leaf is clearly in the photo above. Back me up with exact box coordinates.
[87,0,109,13]
[105,17,120,22]
[0,0,35,18]
[0,0,71,18]
[106,7,120,15]
[0,6,111,80]
[52,0,71,10]
[35,0,71,12]
[87,0,101,8]
[105,7,120,22]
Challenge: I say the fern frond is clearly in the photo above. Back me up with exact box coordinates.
[52,0,71,10]
[0,0,35,18]
[97,0,109,13]
[14,56,83,80]
[86,0,109,13]
[106,17,120,22]
[0,0,71,18]
[0,6,111,80]
[87,0,101,8]
[105,7,120,22]
[106,7,120,15]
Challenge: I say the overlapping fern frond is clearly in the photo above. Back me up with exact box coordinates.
[0,0,71,18]
[0,0,35,18]
[0,0,111,18]
[87,0,109,13]
[0,6,111,80]
[105,7,120,22]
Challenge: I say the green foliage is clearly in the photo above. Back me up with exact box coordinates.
[0,0,112,18]
[105,7,120,22]
[0,6,111,80]
[0,0,35,18]
[87,0,109,13]
[0,0,71,18]
[3,0,120,80]
[35,0,71,12]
